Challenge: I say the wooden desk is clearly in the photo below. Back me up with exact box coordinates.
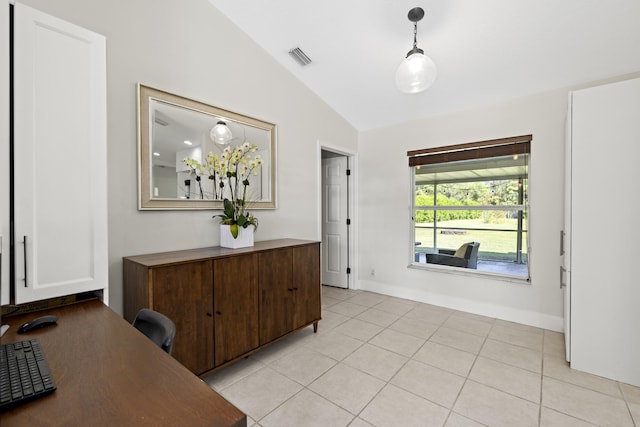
[0,300,246,426]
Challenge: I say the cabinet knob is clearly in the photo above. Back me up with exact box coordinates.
[216,310,222,315]
[206,312,213,317]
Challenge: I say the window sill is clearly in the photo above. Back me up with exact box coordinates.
[408,261,531,285]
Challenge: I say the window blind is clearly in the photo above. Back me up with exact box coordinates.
[407,134,532,167]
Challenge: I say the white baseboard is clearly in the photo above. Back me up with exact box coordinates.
[356,279,564,332]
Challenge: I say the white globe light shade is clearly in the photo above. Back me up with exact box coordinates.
[210,122,233,145]
[395,52,437,94]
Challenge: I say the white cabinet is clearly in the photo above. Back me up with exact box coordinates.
[0,0,8,306]
[565,77,640,386]
[8,3,108,304]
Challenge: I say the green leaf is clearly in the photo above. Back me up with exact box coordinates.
[237,215,247,227]
[230,223,239,238]
[223,199,235,218]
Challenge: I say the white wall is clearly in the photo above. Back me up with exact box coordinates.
[17,0,358,315]
[358,89,568,331]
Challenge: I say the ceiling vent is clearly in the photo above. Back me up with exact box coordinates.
[288,47,312,67]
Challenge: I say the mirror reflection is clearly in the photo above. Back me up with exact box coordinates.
[137,84,276,210]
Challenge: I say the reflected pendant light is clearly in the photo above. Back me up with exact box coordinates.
[210,121,233,145]
[395,7,437,94]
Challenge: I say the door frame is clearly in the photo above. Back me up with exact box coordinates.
[317,141,357,290]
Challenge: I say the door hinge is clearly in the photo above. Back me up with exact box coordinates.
[346,169,351,176]
[346,218,351,225]
[346,267,351,274]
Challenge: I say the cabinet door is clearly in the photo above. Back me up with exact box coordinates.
[292,244,321,330]
[151,261,214,375]
[213,255,259,366]
[570,78,640,386]
[0,2,8,305]
[13,4,107,304]
[259,247,293,344]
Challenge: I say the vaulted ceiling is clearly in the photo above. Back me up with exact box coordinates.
[208,0,640,131]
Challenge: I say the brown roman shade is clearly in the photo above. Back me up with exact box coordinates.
[407,134,532,167]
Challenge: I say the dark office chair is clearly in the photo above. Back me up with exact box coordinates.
[132,308,176,355]
[426,242,480,269]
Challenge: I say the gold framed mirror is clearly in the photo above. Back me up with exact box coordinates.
[137,84,276,210]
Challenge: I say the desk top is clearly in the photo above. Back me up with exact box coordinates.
[0,300,246,427]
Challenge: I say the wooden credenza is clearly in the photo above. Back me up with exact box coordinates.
[123,239,321,375]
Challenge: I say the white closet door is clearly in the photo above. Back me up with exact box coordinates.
[13,3,108,304]
[562,94,572,363]
[570,77,640,386]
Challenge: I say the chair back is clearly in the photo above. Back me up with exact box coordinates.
[132,308,176,355]
[464,242,480,269]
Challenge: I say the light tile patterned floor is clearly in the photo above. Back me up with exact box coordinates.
[204,286,640,427]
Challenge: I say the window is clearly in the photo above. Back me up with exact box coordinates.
[408,135,531,279]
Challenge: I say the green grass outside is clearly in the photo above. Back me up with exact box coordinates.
[415,218,528,262]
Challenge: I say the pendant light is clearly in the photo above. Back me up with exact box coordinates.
[210,121,233,145]
[395,7,437,94]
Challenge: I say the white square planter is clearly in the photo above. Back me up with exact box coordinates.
[220,224,255,249]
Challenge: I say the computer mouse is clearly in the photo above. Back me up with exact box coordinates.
[17,315,59,334]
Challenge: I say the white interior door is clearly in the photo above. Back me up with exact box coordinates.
[321,155,349,288]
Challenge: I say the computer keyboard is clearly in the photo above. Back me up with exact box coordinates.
[0,339,57,410]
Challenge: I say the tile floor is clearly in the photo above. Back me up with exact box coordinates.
[204,286,640,427]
